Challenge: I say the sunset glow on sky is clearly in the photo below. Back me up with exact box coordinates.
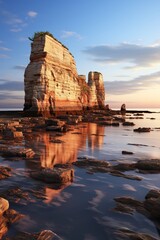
[0,0,160,109]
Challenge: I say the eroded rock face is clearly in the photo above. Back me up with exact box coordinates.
[88,71,105,108]
[24,34,105,115]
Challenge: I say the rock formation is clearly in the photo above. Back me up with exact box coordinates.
[24,32,105,115]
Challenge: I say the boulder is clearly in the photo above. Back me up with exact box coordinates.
[31,167,74,184]
[45,119,65,127]
[0,198,9,215]
[122,121,135,126]
[135,159,160,171]
[134,127,151,133]
[122,150,134,155]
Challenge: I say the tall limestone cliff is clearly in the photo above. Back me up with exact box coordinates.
[24,32,105,115]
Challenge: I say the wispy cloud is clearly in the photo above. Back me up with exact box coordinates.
[1,9,37,32]
[0,79,23,91]
[0,54,9,58]
[10,28,22,32]
[27,11,38,18]
[61,31,82,40]
[104,71,160,95]
[19,37,28,42]
[1,10,26,32]
[14,65,26,70]
[0,46,11,51]
[0,91,23,108]
[83,42,160,69]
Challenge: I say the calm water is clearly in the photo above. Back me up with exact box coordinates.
[1,110,160,239]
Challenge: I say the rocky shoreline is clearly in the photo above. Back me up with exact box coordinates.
[0,109,160,239]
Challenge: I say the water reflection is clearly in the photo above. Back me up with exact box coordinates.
[25,123,105,169]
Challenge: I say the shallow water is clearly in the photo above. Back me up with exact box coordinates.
[1,111,160,239]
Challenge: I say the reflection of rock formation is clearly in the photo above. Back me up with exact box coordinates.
[87,123,105,150]
[25,123,105,169]
[24,33,105,115]
[44,184,71,204]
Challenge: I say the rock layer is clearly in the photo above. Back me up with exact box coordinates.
[24,33,105,115]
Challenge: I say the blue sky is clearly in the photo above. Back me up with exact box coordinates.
[0,0,160,109]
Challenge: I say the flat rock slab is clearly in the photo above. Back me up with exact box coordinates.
[74,158,110,168]
[136,159,160,171]
[134,127,151,132]
[31,167,74,184]
[116,229,159,240]
[114,188,160,222]
[1,148,35,158]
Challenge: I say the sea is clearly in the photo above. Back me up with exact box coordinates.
[0,108,160,239]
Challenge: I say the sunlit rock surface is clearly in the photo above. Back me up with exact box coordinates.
[24,34,105,115]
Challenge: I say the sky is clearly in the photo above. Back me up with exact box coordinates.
[0,0,160,109]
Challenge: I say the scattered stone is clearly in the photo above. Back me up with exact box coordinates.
[46,126,66,132]
[37,230,62,240]
[4,209,24,224]
[31,167,74,184]
[121,103,126,113]
[112,163,136,171]
[1,148,35,158]
[145,189,160,200]
[74,158,143,180]
[135,159,160,172]
[0,198,22,239]
[110,170,142,181]
[128,143,149,147]
[114,196,143,208]
[122,121,135,126]
[114,188,160,227]
[0,166,12,180]
[0,198,9,215]
[134,113,144,116]
[2,128,23,139]
[45,119,65,127]
[114,203,134,214]
[112,122,120,127]
[146,117,156,120]
[134,127,151,133]
[115,228,159,240]
[5,121,20,128]
[7,230,62,240]
[1,187,30,205]
[122,150,134,155]
[144,189,160,219]
[74,158,110,168]
[98,121,112,126]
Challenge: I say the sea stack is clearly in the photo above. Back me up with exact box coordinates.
[24,32,105,116]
